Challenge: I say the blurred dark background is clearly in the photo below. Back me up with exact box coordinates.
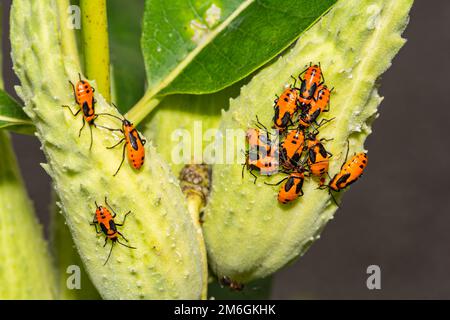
[3,1,450,299]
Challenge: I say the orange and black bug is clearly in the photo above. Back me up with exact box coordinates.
[97,112,146,176]
[311,84,332,113]
[298,64,324,108]
[279,127,306,170]
[305,133,332,180]
[297,84,332,129]
[90,197,136,265]
[219,276,245,291]
[243,148,279,184]
[265,170,306,204]
[272,77,300,131]
[246,118,273,155]
[329,152,368,192]
[62,74,97,150]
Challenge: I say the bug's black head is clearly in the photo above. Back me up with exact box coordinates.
[123,119,132,127]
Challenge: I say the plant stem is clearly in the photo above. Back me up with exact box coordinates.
[80,0,110,102]
[56,0,81,70]
[125,94,160,125]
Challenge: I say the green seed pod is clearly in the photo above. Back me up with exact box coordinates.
[0,131,56,299]
[203,0,413,283]
[143,85,240,175]
[11,0,205,299]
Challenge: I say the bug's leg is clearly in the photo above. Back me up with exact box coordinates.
[89,122,94,150]
[290,75,297,88]
[103,242,114,265]
[112,143,127,177]
[319,62,325,83]
[107,138,125,150]
[142,139,147,145]
[117,237,137,249]
[103,237,108,247]
[117,231,129,242]
[250,169,258,184]
[316,117,335,128]
[104,197,118,218]
[116,211,131,226]
[90,220,101,234]
[324,90,333,112]
[78,117,86,137]
[62,105,80,117]
[341,140,350,169]
[273,94,279,104]
[264,177,288,186]
[328,190,340,208]
[68,80,78,103]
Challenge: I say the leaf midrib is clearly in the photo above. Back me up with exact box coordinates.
[144,0,254,99]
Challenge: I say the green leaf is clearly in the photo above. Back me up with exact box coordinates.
[108,0,146,112]
[141,0,336,95]
[0,89,33,133]
[203,0,413,283]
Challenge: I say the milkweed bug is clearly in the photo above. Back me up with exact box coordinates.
[319,142,368,206]
[305,133,333,180]
[297,84,332,129]
[242,148,279,184]
[329,152,368,192]
[219,276,245,291]
[246,124,272,155]
[311,84,332,113]
[265,170,306,204]
[272,77,300,131]
[96,111,147,176]
[90,197,136,265]
[298,63,324,108]
[279,127,306,170]
[62,74,97,150]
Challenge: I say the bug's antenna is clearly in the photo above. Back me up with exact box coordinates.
[96,112,123,122]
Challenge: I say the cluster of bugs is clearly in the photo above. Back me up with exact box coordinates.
[62,74,144,264]
[244,63,368,205]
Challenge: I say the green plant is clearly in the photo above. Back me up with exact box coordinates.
[0,0,412,299]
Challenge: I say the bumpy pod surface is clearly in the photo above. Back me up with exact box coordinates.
[50,195,100,300]
[203,0,413,283]
[0,131,56,299]
[11,0,205,299]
